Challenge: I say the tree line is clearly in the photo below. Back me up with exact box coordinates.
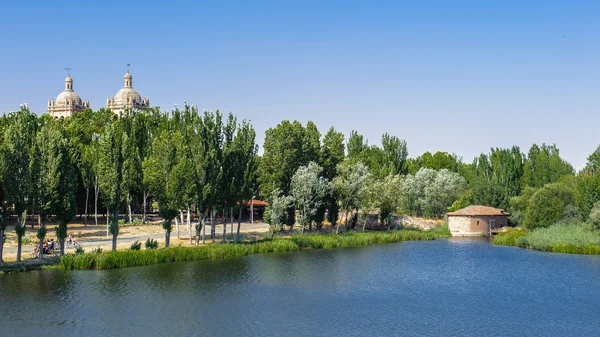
[1,106,599,263]
[0,105,257,262]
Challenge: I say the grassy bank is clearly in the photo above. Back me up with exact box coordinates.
[493,224,600,255]
[61,230,445,270]
[0,257,60,274]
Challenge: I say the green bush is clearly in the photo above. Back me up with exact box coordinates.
[523,183,577,229]
[21,236,32,244]
[130,240,142,250]
[94,247,103,254]
[75,247,85,254]
[60,230,441,270]
[492,228,528,246]
[145,238,158,249]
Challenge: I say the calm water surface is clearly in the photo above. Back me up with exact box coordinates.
[2,238,600,336]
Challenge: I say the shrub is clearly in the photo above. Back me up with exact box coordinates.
[492,228,528,246]
[588,202,600,230]
[94,247,103,254]
[145,238,159,249]
[130,240,142,250]
[523,183,577,229]
[22,236,32,244]
[75,247,85,254]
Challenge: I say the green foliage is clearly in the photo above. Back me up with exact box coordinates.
[408,151,462,175]
[130,240,142,250]
[492,228,528,246]
[495,222,600,254]
[508,186,537,226]
[469,147,524,209]
[403,168,467,218]
[368,175,404,228]
[447,190,473,212]
[75,247,85,254]
[290,162,332,232]
[259,120,320,200]
[587,202,600,230]
[521,143,574,189]
[522,182,577,229]
[265,189,293,236]
[60,230,443,270]
[145,238,159,249]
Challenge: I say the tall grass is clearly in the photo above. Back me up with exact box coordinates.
[493,222,600,255]
[492,228,528,247]
[60,230,440,270]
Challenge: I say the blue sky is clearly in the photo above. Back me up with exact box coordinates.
[1,1,599,169]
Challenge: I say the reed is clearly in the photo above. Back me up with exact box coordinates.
[60,230,440,270]
[493,223,600,255]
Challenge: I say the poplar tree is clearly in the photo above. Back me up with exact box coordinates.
[97,123,125,251]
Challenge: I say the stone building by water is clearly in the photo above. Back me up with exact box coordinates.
[106,70,150,116]
[47,74,90,118]
[447,205,509,236]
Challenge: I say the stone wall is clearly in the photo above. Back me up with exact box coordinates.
[362,214,442,230]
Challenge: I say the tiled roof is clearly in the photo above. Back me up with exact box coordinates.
[447,205,509,216]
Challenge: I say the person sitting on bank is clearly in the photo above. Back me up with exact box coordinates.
[43,240,49,254]
[49,239,55,254]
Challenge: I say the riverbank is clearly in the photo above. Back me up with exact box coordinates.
[493,225,600,254]
[0,257,60,274]
[60,229,448,270]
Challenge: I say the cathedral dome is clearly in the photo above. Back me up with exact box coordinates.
[56,90,83,106]
[113,87,142,103]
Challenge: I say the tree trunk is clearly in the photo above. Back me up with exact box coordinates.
[195,213,201,246]
[0,228,4,263]
[175,217,180,239]
[362,213,368,232]
[165,229,171,248]
[188,205,192,245]
[222,208,227,243]
[128,193,132,224]
[202,214,206,244]
[106,209,109,238]
[16,214,24,262]
[344,210,350,232]
[142,190,147,224]
[94,176,99,226]
[59,237,65,257]
[180,209,184,226]
[38,222,45,260]
[309,221,312,232]
[236,206,242,243]
[230,206,234,238]
[210,208,215,239]
[111,231,117,252]
[84,187,89,226]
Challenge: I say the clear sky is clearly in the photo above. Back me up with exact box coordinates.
[1,1,598,169]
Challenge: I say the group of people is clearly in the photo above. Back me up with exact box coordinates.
[33,239,55,257]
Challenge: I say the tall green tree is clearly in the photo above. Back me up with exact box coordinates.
[1,107,37,261]
[231,119,258,242]
[522,144,574,188]
[333,161,370,233]
[290,162,331,234]
[144,128,188,248]
[320,127,345,229]
[97,122,126,251]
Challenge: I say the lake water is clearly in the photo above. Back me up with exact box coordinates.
[1,238,600,336]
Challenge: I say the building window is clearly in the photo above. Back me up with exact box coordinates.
[477,221,480,226]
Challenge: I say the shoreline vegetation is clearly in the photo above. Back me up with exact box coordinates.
[493,225,600,255]
[60,229,449,270]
